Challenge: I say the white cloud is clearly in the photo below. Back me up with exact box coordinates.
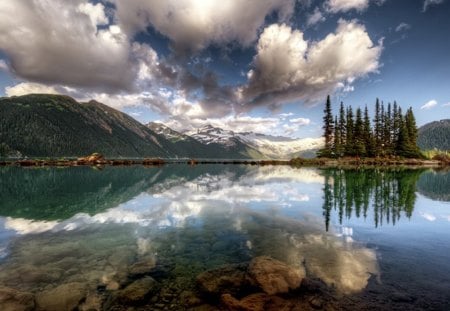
[442,102,450,107]
[420,99,438,110]
[395,22,411,32]
[5,83,61,96]
[77,2,109,27]
[0,0,135,92]
[307,7,326,26]
[238,20,382,110]
[325,0,370,13]
[113,0,296,52]
[423,0,445,12]
[290,117,311,126]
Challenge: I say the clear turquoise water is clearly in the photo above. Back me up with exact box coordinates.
[0,165,449,310]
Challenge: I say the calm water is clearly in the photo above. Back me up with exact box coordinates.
[0,165,449,310]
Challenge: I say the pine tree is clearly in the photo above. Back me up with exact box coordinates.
[397,114,409,156]
[339,102,346,148]
[354,108,366,156]
[345,106,354,156]
[333,116,342,157]
[319,95,334,157]
[392,101,400,154]
[373,98,382,156]
[383,103,392,154]
[363,106,374,157]
[394,106,403,155]
[403,107,420,157]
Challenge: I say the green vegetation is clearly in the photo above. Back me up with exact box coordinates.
[417,119,450,151]
[321,168,423,230]
[319,97,421,158]
[0,94,175,157]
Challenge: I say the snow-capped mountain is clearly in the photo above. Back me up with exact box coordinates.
[187,125,242,147]
[236,132,323,159]
[148,123,322,159]
[147,122,190,142]
[188,124,323,159]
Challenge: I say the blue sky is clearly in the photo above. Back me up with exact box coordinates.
[0,0,449,138]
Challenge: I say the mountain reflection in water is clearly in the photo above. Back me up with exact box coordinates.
[0,165,449,310]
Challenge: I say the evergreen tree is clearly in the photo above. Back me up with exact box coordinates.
[392,101,400,153]
[403,107,420,157]
[333,116,343,157]
[339,102,346,148]
[383,103,392,154]
[319,95,334,157]
[373,98,382,156]
[319,96,421,159]
[354,108,366,156]
[394,106,403,155]
[363,106,374,156]
[345,106,355,156]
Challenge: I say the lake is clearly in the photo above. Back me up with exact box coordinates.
[0,165,449,310]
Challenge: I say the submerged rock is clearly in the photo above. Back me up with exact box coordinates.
[35,282,87,311]
[196,263,254,296]
[117,276,159,304]
[248,256,305,295]
[221,293,268,311]
[128,256,157,276]
[0,287,35,311]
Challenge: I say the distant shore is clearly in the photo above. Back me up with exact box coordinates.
[0,157,447,168]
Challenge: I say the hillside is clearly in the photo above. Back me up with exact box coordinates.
[0,94,176,157]
[418,119,450,151]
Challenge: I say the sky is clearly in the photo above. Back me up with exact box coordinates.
[0,0,449,139]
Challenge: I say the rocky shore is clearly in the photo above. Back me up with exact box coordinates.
[0,153,447,168]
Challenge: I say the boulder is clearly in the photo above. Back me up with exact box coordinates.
[0,287,35,311]
[36,282,87,311]
[128,256,157,276]
[196,263,253,296]
[248,256,305,295]
[221,293,268,311]
[117,276,159,305]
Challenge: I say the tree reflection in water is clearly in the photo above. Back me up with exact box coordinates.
[321,168,424,231]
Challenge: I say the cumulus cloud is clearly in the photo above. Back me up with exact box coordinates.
[0,1,384,136]
[307,7,326,26]
[113,0,296,53]
[423,0,445,12]
[395,22,411,32]
[421,99,438,110]
[0,0,139,92]
[5,83,61,96]
[290,117,311,126]
[238,20,382,110]
[325,0,370,13]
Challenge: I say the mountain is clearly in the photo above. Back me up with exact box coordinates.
[0,94,176,157]
[418,119,450,150]
[0,94,322,159]
[149,122,265,159]
[187,125,323,159]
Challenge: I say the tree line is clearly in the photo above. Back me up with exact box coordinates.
[319,95,421,158]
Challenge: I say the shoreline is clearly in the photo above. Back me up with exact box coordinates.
[0,157,447,168]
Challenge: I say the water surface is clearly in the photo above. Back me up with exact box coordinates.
[0,165,449,310]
